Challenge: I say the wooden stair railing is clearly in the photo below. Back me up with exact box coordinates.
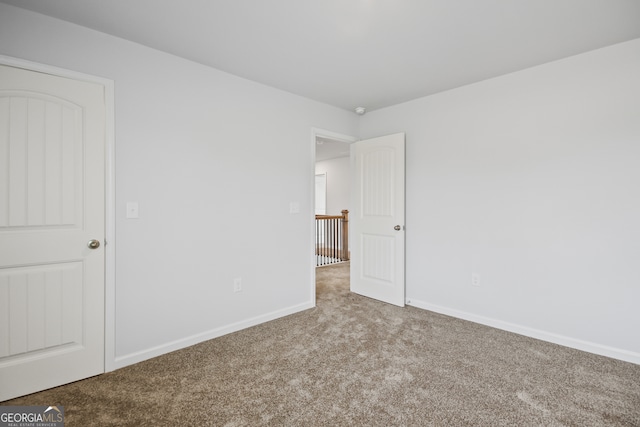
[315,210,349,266]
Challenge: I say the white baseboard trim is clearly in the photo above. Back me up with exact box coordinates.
[407,299,640,366]
[112,301,315,370]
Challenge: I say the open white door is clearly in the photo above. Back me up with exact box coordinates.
[0,65,106,400]
[350,133,405,307]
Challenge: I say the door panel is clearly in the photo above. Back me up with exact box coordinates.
[0,64,105,401]
[362,234,396,284]
[1,94,81,228]
[0,262,83,358]
[350,133,405,307]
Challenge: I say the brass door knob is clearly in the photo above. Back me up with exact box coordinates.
[87,239,101,249]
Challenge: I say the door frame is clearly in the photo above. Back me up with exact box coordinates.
[310,127,357,306]
[0,55,117,373]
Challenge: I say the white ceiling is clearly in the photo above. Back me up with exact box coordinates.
[3,0,640,112]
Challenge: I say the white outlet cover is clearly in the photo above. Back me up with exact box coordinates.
[472,273,481,287]
[126,202,139,219]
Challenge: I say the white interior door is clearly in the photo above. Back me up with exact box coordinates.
[0,64,105,401]
[350,133,405,307]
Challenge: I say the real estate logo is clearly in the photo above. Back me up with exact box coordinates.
[0,406,64,427]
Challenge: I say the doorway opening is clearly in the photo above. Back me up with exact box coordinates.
[311,128,357,304]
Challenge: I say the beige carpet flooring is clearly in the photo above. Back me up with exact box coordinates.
[4,262,640,426]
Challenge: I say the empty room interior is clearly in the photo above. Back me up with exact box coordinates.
[1,1,639,425]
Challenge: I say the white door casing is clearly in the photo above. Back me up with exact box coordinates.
[350,133,405,307]
[0,64,106,401]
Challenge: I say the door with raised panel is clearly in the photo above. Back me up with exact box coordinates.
[0,64,105,401]
[350,133,405,307]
